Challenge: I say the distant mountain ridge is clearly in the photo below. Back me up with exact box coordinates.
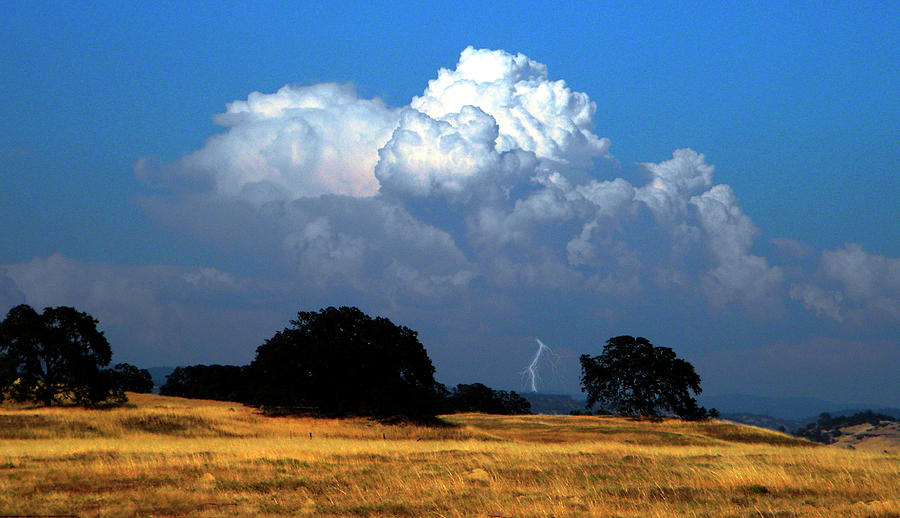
[521,392,900,421]
[699,393,899,421]
[702,394,900,433]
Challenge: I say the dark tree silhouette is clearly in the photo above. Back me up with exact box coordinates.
[580,335,714,420]
[109,363,154,394]
[446,383,532,415]
[0,304,118,406]
[160,364,248,401]
[247,306,443,417]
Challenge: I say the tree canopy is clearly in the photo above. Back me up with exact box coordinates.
[108,363,154,394]
[247,306,443,417]
[444,383,532,415]
[0,304,120,406]
[580,335,715,420]
[160,364,248,402]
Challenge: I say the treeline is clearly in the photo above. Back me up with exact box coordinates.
[0,303,529,416]
[4,303,712,421]
[793,411,897,444]
[160,306,530,417]
[161,367,530,416]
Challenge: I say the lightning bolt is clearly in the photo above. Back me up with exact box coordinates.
[521,338,552,393]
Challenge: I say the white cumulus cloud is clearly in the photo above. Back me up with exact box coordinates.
[821,244,900,321]
[411,46,610,167]
[375,106,536,200]
[279,196,475,300]
[788,244,900,323]
[689,184,783,306]
[789,283,843,322]
[136,46,829,317]
[142,83,400,200]
[636,148,715,221]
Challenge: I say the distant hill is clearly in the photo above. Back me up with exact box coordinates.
[699,393,894,420]
[828,421,900,451]
[522,393,586,415]
[793,411,900,451]
[800,407,900,423]
[719,413,804,433]
[522,392,900,422]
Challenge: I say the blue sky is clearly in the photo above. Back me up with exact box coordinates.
[1,2,898,406]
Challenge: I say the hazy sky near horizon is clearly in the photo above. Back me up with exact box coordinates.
[1,2,897,405]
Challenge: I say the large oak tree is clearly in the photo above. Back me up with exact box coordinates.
[248,306,444,417]
[580,335,716,420]
[0,304,118,406]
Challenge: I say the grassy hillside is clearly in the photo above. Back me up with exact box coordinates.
[1,393,898,517]
[830,421,900,452]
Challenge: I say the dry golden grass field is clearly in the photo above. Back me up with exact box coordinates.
[1,393,898,517]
